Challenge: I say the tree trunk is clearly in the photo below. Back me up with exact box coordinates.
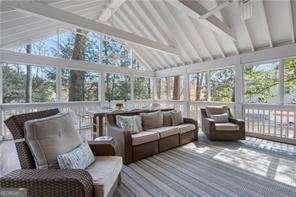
[69,29,87,101]
[156,78,161,99]
[173,76,180,100]
[26,44,32,103]
[195,74,201,101]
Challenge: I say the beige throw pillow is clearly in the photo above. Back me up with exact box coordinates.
[140,111,163,130]
[116,115,142,134]
[171,111,183,126]
[25,112,82,169]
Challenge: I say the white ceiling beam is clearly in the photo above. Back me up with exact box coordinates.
[2,1,179,56]
[212,32,226,58]
[156,44,296,77]
[165,0,236,41]
[141,0,191,64]
[242,20,255,52]
[158,1,202,63]
[260,0,273,48]
[98,0,127,22]
[0,49,155,77]
[289,0,296,43]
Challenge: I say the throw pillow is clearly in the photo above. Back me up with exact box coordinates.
[171,111,183,126]
[140,111,163,130]
[116,115,142,134]
[210,113,229,123]
[163,111,174,126]
[25,112,83,169]
[205,106,228,117]
[57,142,95,169]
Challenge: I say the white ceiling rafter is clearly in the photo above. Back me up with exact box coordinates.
[242,20,255,52]
[140,0,191,64]
[158,1,202,63]
[165,0,236,41]
[123,2,176,68]
[260,0,273,48]
[98,0,126,22]
[288,0,296,43]
[2,1,180,56]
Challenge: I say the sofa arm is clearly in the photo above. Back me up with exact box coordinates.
[107,124,132,164]
[229,118,245,126]
[183,118,198,139]
[203,118,216,133]
[88,141,117,156]
[0,169,93,197]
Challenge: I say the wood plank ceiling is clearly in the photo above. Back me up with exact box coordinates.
[1,0,295,71]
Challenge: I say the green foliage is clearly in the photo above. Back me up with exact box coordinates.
[105,74,131,101]
[210,69,234,102]
[134,77,151,100]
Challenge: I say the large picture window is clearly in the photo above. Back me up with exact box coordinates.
[244,62,279,103]
[210,68,234,102]
[105,74,131,101]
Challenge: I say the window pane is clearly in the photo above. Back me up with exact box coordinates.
[160,78,168,100]
[189,72,208,101]
[61,69,70,101]
[134,77,151,100]
[3,64,27,103]
[244,62,279,103]
[210,68,234,102]
[32,66,56,102]
[84,72,99,101]
[284,58,296,104]
[105,74,131,100]
[167,76,183,100]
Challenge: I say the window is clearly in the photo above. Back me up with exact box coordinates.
[32,66,56,102]
[84,72,100,101]
[134,77,151,100]
[167,76,183,100]
[244,62,279,103]
[189,72,208,101]
[3,63,27,103]
[160,78,168,100]
[105,74,131,101]
[210,68,234,102]
[283,58,296,104]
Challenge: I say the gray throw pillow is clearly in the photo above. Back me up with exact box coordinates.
[25,112,82,169]
[116,115,142,134]
[171,111,183,126]
[140,111,163,130]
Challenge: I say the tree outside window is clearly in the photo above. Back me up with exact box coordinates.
[134,77,151,100]
[284,58,296,104]
[189,72,208,101]
[105,74,131,101]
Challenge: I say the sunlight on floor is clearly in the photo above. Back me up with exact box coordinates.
[182,143,209,154]
[275,159,296,187]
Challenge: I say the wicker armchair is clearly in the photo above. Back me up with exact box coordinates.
[0,109,120,197]
[201,107,245,141]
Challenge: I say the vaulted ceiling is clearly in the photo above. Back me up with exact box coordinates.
[1,0,295,71]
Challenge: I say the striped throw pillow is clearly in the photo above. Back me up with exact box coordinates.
[57,142,95,169]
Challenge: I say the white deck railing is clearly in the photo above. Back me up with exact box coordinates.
[1,100,295,144]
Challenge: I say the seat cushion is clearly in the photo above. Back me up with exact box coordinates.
[150,126,179,138]
[132,131,159,145]
[177,124,196,134]
[140,111,163,130]
[24,112,82,169]
[86,156,122,197]
[215,123,239,131]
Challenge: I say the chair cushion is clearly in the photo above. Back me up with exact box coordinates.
[24,112,82,169]
[57,142,95,170]
[150,126,179,138]
[205,106,228,117]
[116,115,142,134]
[132,131,159,145]
[171,111,183,126]
[140,111,163,130]
[177,124,196,134]
[210,113,229,123]
[86,156,122,197]
[215,123,239,131]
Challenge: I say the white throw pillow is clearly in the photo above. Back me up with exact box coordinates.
[116,115,142,134]
[210,113,229,123]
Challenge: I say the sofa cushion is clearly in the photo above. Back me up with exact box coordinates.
[57,142,95,170]
[140,111,163,130]
[116,115,142,134]
[163,111,174,126]
[206,106,228,117]
[25,112,82,169]
[171,111,183,126]
[215,123,239,131]
[150,126,179,138]
[132,131,159,145]
[210,113,229,123]
[177,124,196,134]
[86,156,122,197]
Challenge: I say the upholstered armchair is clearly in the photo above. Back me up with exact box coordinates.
[0,109,121,197]
[201,106,245,141]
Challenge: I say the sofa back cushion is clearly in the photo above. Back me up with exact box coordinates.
[25,112,82,169]
[210,113,229,123]
[205,106,228,117]
[116,115,142,134]
[140,111,163,130]
[57,142,95,169]
[171,111,183,126]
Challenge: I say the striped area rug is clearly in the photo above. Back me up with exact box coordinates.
[115,140,296,197]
